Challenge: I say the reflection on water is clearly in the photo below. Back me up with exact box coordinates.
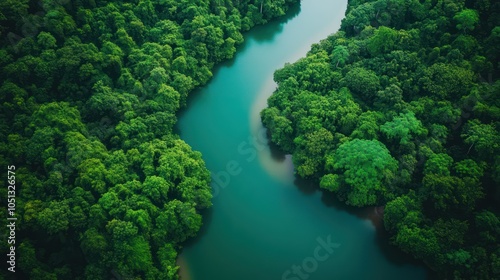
[250,3,302,43]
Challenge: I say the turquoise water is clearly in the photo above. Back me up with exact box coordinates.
[176,0,431,279]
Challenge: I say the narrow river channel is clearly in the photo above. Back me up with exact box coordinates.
[176,0,431,279]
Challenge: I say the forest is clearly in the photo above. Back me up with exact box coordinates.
[262,0,500,278]
[0,0,298,279]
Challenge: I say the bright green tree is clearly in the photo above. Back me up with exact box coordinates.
[454,9,479,33]
[327,139,398,206]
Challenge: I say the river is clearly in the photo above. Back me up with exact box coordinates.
[176,0,431,279]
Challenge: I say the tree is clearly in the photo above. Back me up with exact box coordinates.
[65,131,107,168]
[420,63,474,99]
[475,210,500,243]
[158,200,202,243]
[157,244,179,279]
[342,67,380,102]
[106,219,138,241]
[37,32,57,49]
[80,228,109,259]
[350,111,382,140]
[293,128,334,177]
[320,173,341,192]
[37,200,71,234]
[381,111,427,144]
[433,218,468,249]
[446,249,472,268]
[0,0,28,21]
[455,159,484,183]
[424,153,453,176]
[394,225,439,260]
[367,26,398,56]
[142,176,170,204]
[422,173,483,212]
[375,84,405,111]
[327,139,398,206]
[176,177,212,209]
[122,236,154,273]
[485,26,500,62]
[29,102,86,135]
[454,9,479,33]
[342,2,375,35]
[43,7,77,40]
[261,107,294,152]
[331,45,349,67]
[125,209,152,233]
[76,158,108,194]
[452,35,479,57]
[383,192,422,232]
[461,119,500,158]
[115,28,136,54]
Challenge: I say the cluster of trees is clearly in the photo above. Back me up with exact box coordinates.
[0,0,298,279]
[262,0,500,278]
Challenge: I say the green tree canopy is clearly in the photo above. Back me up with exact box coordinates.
[326,139,398,206]
[454,9,479,33]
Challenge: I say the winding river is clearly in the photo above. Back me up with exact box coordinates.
[176,0,431,279]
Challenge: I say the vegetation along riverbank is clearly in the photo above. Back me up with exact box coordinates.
[262,0,500,278]
[0,0,298,278]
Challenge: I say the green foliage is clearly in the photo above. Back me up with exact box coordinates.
[384,192,422,232]
[81,228,108,258]
[342,67,380,102]
[454,9,479,33]
[420,62,474,99]
[37,200,71,234]
[29,102,86,135]
[380,111,427,144]
[142,176,170,204]
[367,26,398,56]
[331,45,349,67]
[320,174,341,192]
[261,107,294,152]
[0,0,28,21]
[424,153,453,176]
[328,139,398,206]
[293,128,334,177]
[422,173,483,212]
[0,0,299,278]
[394,225,439,260]
[462,119,500,157]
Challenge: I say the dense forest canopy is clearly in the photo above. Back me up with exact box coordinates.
[0,0,298,279]
[262,0,500,278]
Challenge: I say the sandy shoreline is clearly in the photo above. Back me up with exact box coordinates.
[176,253,191,280]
